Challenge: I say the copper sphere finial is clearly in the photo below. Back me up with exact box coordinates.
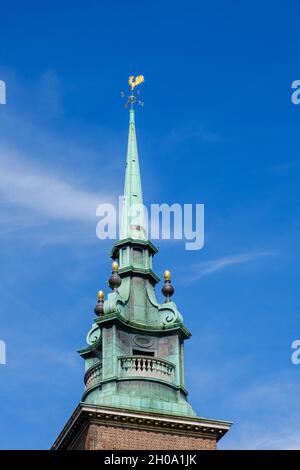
[94,290,105,316]
[162,269,174,303]
[109,260,122,292]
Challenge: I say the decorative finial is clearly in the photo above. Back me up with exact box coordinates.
[94,290,104,316]
[162,270,174,303]
[109,260,122,292]
[112,261,119,273]
[98,290,104,301]
[121,75,144,109]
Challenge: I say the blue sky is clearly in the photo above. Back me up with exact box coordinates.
[0,0,300,449]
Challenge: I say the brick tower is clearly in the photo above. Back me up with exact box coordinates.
[52,77,231,450]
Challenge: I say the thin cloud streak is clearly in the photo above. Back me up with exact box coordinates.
[220,375,300,450]
[189,251,277,281]
[0,148,105,222]
[188,345,300,450]
[0,78,121,238]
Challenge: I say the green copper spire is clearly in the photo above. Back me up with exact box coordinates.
[78,76,197,419]
[120,107,147,241]
[52,78,231,450]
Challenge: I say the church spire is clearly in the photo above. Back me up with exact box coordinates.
[52,76,231,450]
[120,76,147,241]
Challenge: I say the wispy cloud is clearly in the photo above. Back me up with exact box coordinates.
[0,147,105,223]
[0,71,124,243]
[189,251,277,281]
[220,374,300,450]
[187,342,300,450]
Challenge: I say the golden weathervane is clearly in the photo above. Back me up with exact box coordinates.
[128,75,145,92]
[121,75,145,109]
